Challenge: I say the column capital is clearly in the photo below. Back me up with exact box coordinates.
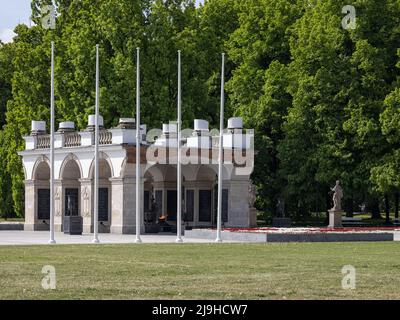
[24,180,35,186]
[109,177,124,184]
[79,178,92,184]
[109,177,146,184]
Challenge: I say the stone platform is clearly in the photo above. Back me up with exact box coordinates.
[185,228,397,243]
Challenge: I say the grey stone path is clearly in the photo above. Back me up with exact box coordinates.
[0,230,398,245]
[0,231,240,245]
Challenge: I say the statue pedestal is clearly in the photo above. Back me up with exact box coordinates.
[249,207,258,227]
[328,210,343,228]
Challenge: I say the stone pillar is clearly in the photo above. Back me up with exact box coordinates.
[226,179,251,228]
[23,180,36,231]
[24,180,51,231]
[152,181,167,218]
[54,180,63,232]
[182,180,199,227]
[110,177,145,234]
[80,179,92,233]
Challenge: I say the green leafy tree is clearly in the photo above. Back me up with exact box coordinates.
[227,0,304,217]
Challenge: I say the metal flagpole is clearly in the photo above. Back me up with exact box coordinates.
[176,50,183,243]
[49,41,56,244]
[93,44,100,244]
[135,47,142,244]
[216,53,225,243]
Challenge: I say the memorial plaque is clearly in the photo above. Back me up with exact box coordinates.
[185,189,194,222]
[155,190,162,218]
[65,188,79,216]
[38,189,50,220]
[98,188,108,222]
[222,189,228,223]
[167,190,177,221]
[199,190,212,222]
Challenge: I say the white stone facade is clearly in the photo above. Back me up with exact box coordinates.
[18,117,256,234]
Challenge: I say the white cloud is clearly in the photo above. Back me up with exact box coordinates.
[0,28,16,43]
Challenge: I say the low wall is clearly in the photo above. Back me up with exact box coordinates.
[184,229,394,242]
[0,222,24,231]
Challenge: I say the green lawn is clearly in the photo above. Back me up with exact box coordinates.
[0,243,399,300]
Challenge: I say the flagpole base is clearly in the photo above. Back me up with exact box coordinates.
[48,239,56,244]
[215,238,222,243]
[175,237,183,243]
[135,237,142,244]
[92,238,100,244]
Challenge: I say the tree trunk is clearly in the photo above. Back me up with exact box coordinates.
[384,194,390,224]
[369,198,382,219]
[395,191,399,222]
[345,198,354,217]
[325,188,331,224]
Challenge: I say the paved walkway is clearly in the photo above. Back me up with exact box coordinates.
[0,231,236,245]
[0,230,398,245]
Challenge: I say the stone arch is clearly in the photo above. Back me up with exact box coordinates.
[59,154,82,220]
[120,158,143,178]
[88,152,114,179]
[32,155,51,224]
[22,163,27,180]
[59,153,83,180]
[195,165,218,182]
[144,164,165,182]
[195,163,233,181]
[144,164,192,182]
[32,155,50,180]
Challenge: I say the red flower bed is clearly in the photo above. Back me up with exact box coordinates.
[222,227,400,234]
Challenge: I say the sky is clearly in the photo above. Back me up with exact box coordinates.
[0,0,205,43]
[0,0,32,43]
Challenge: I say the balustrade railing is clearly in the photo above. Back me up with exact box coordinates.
[99,130,112,145]
[36,135,50,149]
[33,130,113,149]
[64,132,82,147]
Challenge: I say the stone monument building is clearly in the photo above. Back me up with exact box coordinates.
[19,116,256,234]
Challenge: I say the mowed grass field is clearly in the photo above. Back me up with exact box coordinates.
[0,243,399,300]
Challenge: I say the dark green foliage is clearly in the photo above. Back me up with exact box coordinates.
[0,0,399,220]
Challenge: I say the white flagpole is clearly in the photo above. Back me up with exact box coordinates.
[92,44,100,244]
[176,50,183,243]
[48,41,56,244]
[216,53,225,243]
[135,47,142,243]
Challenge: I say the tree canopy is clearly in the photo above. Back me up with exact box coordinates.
[1,0,400,221]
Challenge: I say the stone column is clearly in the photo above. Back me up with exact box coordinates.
[226,179,251,228]
[182,181,196,228]
[24,180,52,231]
[110,177,145,234]
[152,181,166,217]
[54,180,63,232]
[80,178,92,233]
[23,180,36,231]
